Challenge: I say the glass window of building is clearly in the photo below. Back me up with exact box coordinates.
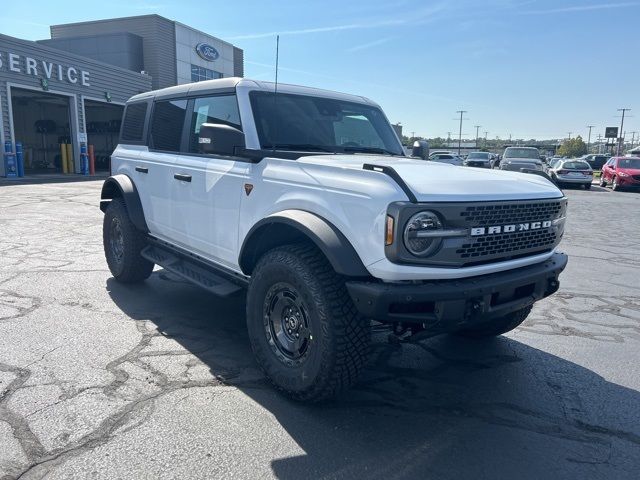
[191,65,224,82]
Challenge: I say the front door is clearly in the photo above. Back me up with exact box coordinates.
[170,94,248,269]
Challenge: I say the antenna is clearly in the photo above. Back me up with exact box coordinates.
[272,35,280,154]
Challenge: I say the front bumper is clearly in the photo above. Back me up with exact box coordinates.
[464,161,491,168]
[346,252,567,331]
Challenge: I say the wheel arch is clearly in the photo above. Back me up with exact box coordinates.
[100,174,148,233]
[239,210,370,278]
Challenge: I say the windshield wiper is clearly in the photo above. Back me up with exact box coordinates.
[262,143,334,153]
[342,146,399,156]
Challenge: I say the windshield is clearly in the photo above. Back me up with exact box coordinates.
[561,161,590,170]
[250,91,404,155]
[504,148,540,159]
[467,152,489,159]
[619,158,640,169]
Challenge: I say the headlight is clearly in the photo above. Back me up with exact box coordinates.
[618,172,629,177]
[403,211,443,256]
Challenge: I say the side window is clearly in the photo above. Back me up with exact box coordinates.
[188,95,241,153]
[150,99,188,152]
[121,102,148,143]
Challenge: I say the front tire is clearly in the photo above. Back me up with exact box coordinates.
[246,244,370,402]
[599,176,607,187]
[103,198,154,283]
[612,177,621,191]
[454,306,532,338]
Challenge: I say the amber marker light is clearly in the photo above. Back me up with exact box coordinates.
[385,215,395,246]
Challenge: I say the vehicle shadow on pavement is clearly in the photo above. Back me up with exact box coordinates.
[106,271,640,480]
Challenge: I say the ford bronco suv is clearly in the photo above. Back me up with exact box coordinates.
[101,78,568,402]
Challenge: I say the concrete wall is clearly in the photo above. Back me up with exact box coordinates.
[50,15,177,90]
[0,33,151,175]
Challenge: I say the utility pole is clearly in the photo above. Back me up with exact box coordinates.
[567,132,572,140]
[596,134,603,154]
[617,108,630,155]
[447,131,452,147]
[411,131,416,140]
[630,131,638,148]
[456,110,467,155]
[484,131,488,149]
[474,125,481,149]
[586,125,594,153]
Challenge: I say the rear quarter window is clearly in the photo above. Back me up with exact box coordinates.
[120,102,148,143]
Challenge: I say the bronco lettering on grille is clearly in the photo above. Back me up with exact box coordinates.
[470,220,552,236]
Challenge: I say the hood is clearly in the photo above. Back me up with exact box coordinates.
[296,154,562,201]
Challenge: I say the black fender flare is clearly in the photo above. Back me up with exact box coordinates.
[99,174,148,233]
[239,210,370,278]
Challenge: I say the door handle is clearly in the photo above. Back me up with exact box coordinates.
[135,166,148,174]
[174,173,192,182]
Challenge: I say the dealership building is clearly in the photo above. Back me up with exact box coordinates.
[1,15,244,176]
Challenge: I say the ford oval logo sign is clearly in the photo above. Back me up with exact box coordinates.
[195,43,220,62]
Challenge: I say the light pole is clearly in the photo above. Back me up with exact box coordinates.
[586,125,594,153]
[474,125,481,149]
[484,131,488,149]
[456,110,467,155]
[567,132,572,140]
[617,108,630,155]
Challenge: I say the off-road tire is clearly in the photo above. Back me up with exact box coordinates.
[246,244,370,402]
[454,305,532,338]
[103,198,154,283]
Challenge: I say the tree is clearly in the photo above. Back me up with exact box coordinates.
[557,135,587,158]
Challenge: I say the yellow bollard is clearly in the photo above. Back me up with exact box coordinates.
[66,144,74,173]
[60,144,68,174]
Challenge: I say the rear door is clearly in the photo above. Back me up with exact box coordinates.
[141,98,189,241]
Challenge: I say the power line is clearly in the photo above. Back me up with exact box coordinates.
[617,108,631,155]
[586,125,595,153]
[456,110,467,155]
[474,125,481,148]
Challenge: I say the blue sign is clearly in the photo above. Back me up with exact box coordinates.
[195,43,220,62]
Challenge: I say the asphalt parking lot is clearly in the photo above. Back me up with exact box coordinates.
[1,180,639,479]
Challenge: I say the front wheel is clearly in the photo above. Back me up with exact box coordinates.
[599,176,607,187]
[454,306,532,338]
[246,244,370,402]
[612,177,621,191]
[103,198,154,283]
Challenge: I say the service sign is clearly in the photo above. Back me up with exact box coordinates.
[0,51,90,87]
[195,43,220,62]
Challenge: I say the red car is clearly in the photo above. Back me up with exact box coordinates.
[599,156,640,191]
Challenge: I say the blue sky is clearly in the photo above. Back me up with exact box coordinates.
[3,0,639,140]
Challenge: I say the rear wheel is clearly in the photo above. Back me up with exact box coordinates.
[584,183,592,190]
[246,244,370,402]
[454,306,532,338]
[103,198,154,283]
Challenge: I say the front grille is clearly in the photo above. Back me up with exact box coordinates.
[457,229,557,259]
[454,200,565,264]
[460,201,563,225]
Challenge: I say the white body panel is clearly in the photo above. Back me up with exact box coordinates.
[113,78,565,282]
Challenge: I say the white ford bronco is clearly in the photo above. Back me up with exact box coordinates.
[101,77,567,401]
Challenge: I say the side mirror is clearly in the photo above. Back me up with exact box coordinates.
[412,140,429,160]
[198,123,245,156]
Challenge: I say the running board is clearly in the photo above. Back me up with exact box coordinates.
[141,245,243,297]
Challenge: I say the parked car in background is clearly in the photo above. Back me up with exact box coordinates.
[600,156,640,190]
[464,151,492,168]
[579,154,609,171]
[429,152,464,166]
[500,147,544,173]
[547,159,593,189]
[544,157,563,174]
